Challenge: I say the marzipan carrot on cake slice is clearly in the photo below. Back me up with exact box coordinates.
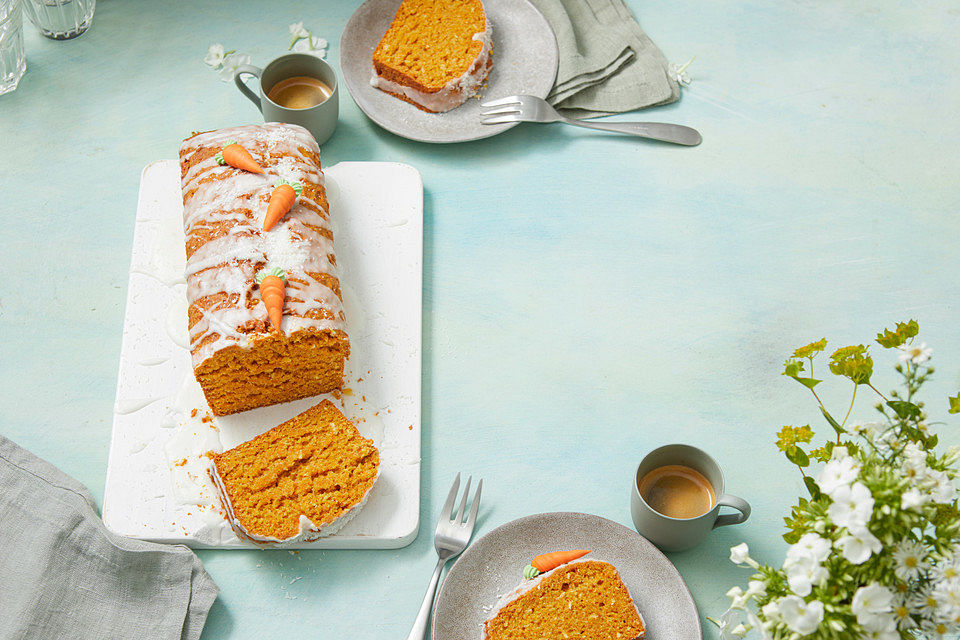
[263,179,302,231]
[255,267,286,331]
[215,140,264,174]
[523,550,591,578]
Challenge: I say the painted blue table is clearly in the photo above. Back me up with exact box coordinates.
[2,1,958,637]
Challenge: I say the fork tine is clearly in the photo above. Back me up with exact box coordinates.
[481,115,522,125]
[479,105,522,117]
[455,476,472,522]
[480,95,522,108]
[440,473,461,520]
[465,479,482,529]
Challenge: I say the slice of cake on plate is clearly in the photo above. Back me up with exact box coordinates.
[179,123,349,416]
[371,0,492,112]
[210,400,379,544]
[483,550,646,640]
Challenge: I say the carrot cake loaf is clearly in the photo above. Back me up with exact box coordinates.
[210,400,379,543]
[371,0,492,113]
[483,551,646,640]
[179,123,349,415]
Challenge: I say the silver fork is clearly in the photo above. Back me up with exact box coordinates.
[480,94,702,146]
[404,473,483,640]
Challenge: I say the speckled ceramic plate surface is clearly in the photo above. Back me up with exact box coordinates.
[340,0,558,143]
[432,511,702,640]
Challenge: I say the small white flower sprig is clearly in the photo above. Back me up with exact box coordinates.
[202,23,327,82]
[713,320,960,640]
[670,56,695,86]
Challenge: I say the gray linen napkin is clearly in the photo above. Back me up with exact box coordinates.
[0,435,218,640]
[528,0,680,117]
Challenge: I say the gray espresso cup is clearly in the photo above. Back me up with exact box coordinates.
[234,53,339,145]
[630,444,750,552]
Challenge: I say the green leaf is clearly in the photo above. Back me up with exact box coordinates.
[927,434,938,448]
[794,377,822,389]
[876,320,920,348]
[783,529,802,544]
[887,400,921,420]
[785,445,810,467]
[821,407,844,435]
[949,394,960,414]
[804,476,822,500]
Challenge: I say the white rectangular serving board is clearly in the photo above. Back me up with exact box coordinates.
[102,160,422,549]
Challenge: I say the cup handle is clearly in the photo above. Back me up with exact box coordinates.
[234,64,264,112]
[713,494,751,529]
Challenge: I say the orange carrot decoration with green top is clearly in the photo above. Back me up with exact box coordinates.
[263,179,302,231]
[215,140,264,174]
[255,267,286,331]
[524,550,590,578]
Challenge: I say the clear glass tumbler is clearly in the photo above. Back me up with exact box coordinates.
[21,0,94,40]
[0,0,25,95]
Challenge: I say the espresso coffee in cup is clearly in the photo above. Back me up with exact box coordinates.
[267,75,333,110]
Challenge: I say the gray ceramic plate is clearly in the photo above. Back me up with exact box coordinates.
[432,511,702,640]
[339,0,558,143]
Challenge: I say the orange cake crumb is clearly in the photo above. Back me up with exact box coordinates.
[372,0,492,112]
[211,400,379,541]
[484,561,645,640]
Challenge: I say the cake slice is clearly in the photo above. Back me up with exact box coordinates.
[371,0,492,113]
[483,552,646,640]
[210,400,379,543]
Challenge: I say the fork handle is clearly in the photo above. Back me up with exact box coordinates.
[405,557,447,640]
[560,117,702,146]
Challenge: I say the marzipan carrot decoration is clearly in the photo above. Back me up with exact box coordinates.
[263,179,303,231]
[255,267,286,331]
[524,550,591,578]
[215,140,264,174]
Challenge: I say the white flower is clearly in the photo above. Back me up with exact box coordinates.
[787,533,832,564]
[219,52,251,82]
[852,583,894,631]
[777,595,824,635]
[900,442,929,480]
[932,578,960,622]
[898,342,932,365]
[902,486,929,510]
[289,22,309,39]
[761,600,781,622]
[784,555,828,597]
[932,555,960,583]
[746,579,767,599]
[817,456,861,496]
[892,539,928,581]
[920,619,952,639]
[204,43,225,69]
[859,622,900,640]
[891,594,918,630]
[726,586,749,610]
[911,588,941,620]
[730,543,751,566]
[827,481,874,530]
[292,35,328,58]
[927,469,957,504]
[836,527,882,564]
[670,57,694,86]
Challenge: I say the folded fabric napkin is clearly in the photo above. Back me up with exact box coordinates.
[0,435,218,640]
[528,0,680,117]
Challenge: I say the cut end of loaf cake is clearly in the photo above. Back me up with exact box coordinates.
[483,560,646,640]
[371,0,491,112]
[195,328,349,416]
[211,399,379,542]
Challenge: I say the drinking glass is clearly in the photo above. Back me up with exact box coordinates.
[0,0,25,95]
[21,0,93,40]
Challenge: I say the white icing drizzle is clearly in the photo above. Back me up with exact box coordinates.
[371,17,492,113]
[179,123,347,368]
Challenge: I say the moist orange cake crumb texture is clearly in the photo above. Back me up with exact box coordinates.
[212,400,379,540]
[372,0,490,112]
[179,124,349,416]
[484,561,645,640]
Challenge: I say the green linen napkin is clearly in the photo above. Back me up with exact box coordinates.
[528,0,680,117]
[0,435,218,640]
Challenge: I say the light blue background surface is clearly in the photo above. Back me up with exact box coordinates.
[1,1,959,638]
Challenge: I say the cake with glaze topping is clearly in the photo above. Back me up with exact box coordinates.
[210,399,379,543]
[371,0,492,113]
[179,124,349,415]
[483,552,646,640]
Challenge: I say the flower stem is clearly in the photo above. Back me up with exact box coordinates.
[840,383,858,435]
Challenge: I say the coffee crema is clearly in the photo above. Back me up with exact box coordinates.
[267,75,332,110]
[638,464,716,519]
